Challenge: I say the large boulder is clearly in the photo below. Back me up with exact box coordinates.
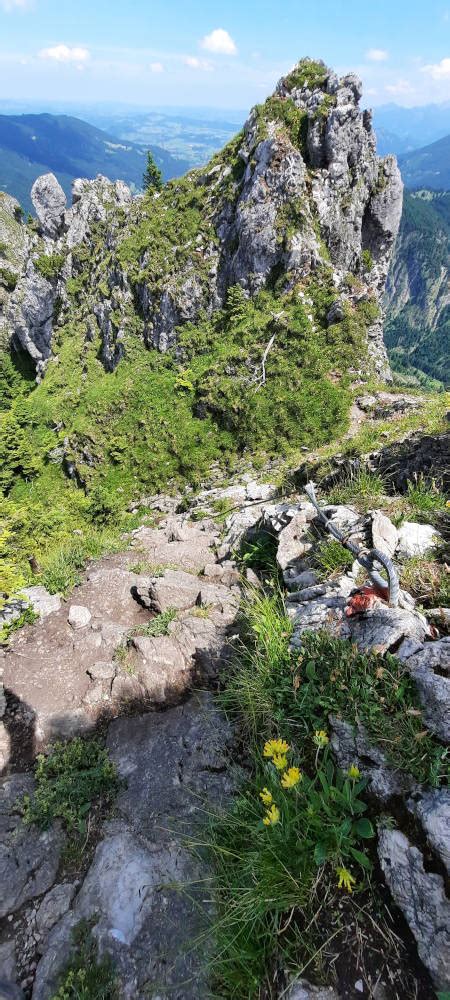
[31,173,67,239]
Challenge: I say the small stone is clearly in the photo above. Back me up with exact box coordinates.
[397,521,441,559]
[68,605,91,629]
[87,661,116,682]
[371,511,398,559]
[355,981,364,993]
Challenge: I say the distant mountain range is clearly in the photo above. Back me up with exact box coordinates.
[384,190,450,386]
[398,134,450,191]
[372,103,450,156]
[0,113,189,213]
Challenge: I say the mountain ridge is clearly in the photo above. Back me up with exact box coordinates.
[0,112,189,212]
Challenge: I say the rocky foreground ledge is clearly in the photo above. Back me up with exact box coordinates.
[0,467,448,998]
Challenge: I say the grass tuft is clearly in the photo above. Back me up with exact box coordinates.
[50,920,118,1000]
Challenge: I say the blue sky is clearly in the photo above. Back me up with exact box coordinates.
[1,0,450,109]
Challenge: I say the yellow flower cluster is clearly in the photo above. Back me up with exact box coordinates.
[259,787,273,806]
[263,738,290,771]
[260,738,305,827]
[313,729,329,748]
[347,764,361,779]
[263,804,280,826]
[336,866,356,892]
[281,766,302,789]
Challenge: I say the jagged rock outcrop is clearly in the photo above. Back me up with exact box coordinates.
[0,58,402,380]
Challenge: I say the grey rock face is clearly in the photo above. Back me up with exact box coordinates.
[33,692,236,1000]
[67,604,92,629]
[330,717,417,802]
[378,826,450,990]
[2,61,401,379]
[408,788,450,874]
[346,601,430,654]
[406,637,450,741]
[31,173,67,239]
[36,883,76,940]
[21,586,61,619]
[0,774,64,919]
[7,262,55,374]
[371,510,398,558]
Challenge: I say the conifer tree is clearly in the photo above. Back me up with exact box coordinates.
[143,150,163,191]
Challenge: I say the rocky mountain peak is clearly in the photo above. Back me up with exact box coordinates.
[0,57,402,383]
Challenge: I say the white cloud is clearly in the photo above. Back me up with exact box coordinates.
[421,57,450,79]
[1,0,31,9]
[366,48,388,62]
[200,28,237,56]
[38,44,90,64]
[184,55,213,71]
[149,61,163,73]
[385,78,414,96]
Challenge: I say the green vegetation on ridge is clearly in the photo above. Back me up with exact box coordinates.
[1,268,373,601]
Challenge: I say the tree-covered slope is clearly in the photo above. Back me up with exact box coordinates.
[0,113,188,212]
[0,59,403,600]
[399,133,450,190]
[384,190,450,386]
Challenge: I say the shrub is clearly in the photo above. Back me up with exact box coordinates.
[34,253,65,280]
[87,485,122,526]
[0,266,17,291]
[361,249,373,271]
[22,737,119,838]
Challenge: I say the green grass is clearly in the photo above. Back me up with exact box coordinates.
[0,274,370,602]
[50,920,118,1000]
[40,528,124,595]
[400,556,450,608]
[130,607,177,637]
[34,252,65,280]
[325,469,386,510]
[405,474,448,516]
[127,560,177,576]
[314,539,354,578]
[22,737,119,840]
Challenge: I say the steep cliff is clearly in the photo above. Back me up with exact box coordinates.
[384,190,450,386]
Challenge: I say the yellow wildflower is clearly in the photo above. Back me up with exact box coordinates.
[281,766,302,789]
[263,804,280,826]
[347,764,361,779]
[259,787,273,806]
[313,730,329,749]
[263,738,290,759]
[272,753,288,770]
[336,866,356,892]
